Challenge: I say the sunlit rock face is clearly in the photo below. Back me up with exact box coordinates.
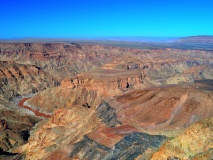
[0,61,59,101]
[152,117,213,160]
[1,42,213,83]
[68,133,166,160]
[26,67,147,114]
[0,100,40,159]
[19,84,213,160]
[22,105,166,160]
[100,85,213,131]
[1,42,213,159]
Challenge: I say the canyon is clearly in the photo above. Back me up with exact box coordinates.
[0,41,213,159]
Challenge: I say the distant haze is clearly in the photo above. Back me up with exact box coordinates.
[0,36,180,43]
[93,37,180,42]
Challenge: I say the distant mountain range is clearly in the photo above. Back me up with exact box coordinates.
[1,35,213,51]
[1,35,213,43]
[177,35,213,44]
[87,36,180,42]
[0,36,179,43]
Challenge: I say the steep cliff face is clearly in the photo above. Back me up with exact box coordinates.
[61,68,146,91]
[19,102,166,160]
[18,83,213,160]
[152,117,213,159]
[17,68,213,160]
[2,43,212,104]
[18,105,103,160]
[0,43,125,79]
[0,99,40,159]
[0,60,56,158]
[1,42,213,159]
[0,61,59,101]
[26,68,147,114]
[1,43,213,82]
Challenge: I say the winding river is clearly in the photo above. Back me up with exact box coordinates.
[18,98,51,118]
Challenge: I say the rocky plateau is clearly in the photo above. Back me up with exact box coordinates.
[0,42,213,159]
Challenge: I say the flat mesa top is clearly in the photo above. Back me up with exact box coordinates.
[78,69,141,80]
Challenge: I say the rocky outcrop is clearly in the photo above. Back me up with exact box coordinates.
[96,102,121,127]
[0,61,59,101]
[61,69,146,91]
[152,117,213,159]
[68,133,166,160]
[166,66,213,84]
[0,119,7,130]
[1,42,213,159]
[0,99,40,156]
[1,42,213,82]
[24,87,102,114]
[0,43,125,79]
[17,86,169,160]
[26,68,147,114]
[99,85,213,133]
[17,105,103,160]
[18,77,213,160]
[69,135,111,159]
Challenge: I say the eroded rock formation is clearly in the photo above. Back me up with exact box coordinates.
[0,61,59,101]
[152,117,213,159]
[0,42,213,159]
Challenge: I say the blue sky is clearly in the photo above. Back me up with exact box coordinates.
[0,0,213,38]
